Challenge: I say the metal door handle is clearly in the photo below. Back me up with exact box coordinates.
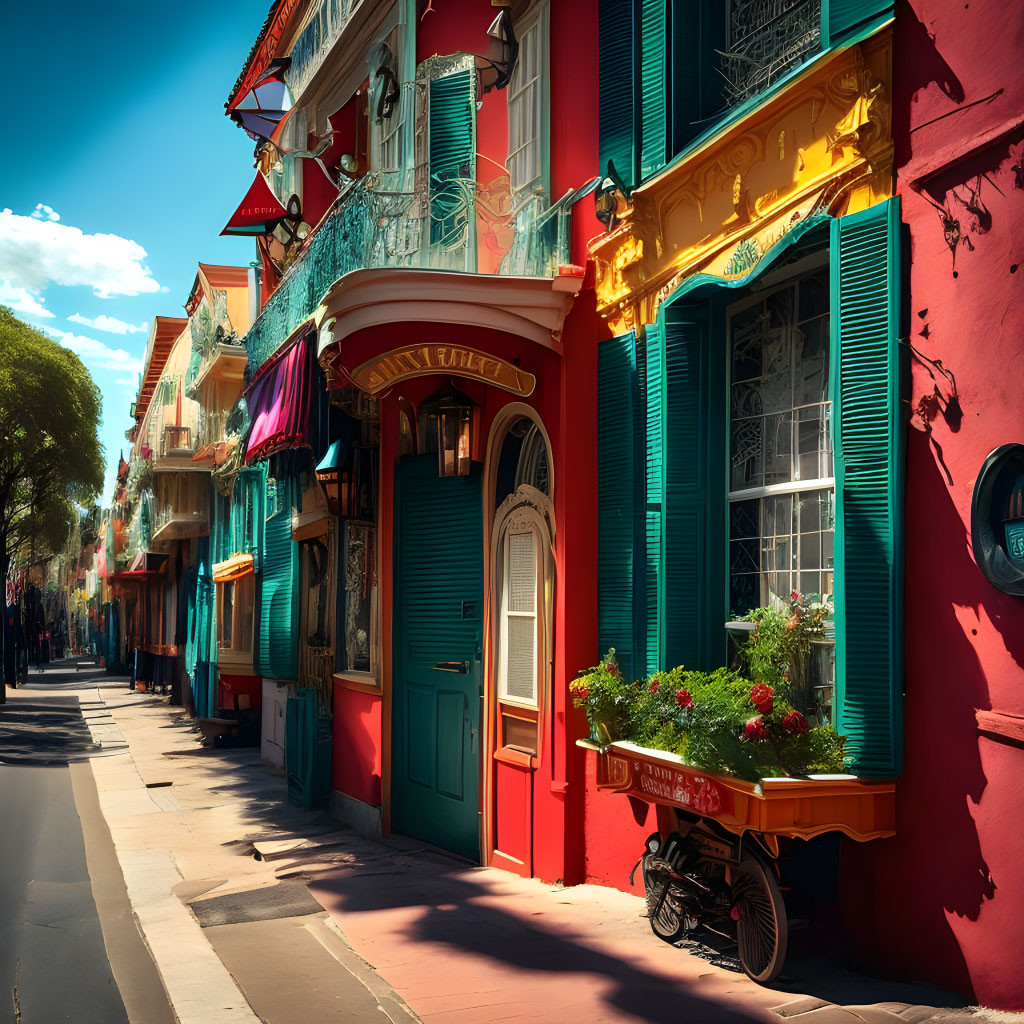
[433,660,469,673]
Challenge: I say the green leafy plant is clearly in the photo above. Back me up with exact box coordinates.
[575,634,845,782]
[570,649,635,744]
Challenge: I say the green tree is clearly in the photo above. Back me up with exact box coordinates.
[0,307,104,697]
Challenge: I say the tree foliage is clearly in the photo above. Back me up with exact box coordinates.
[0,306,104,573]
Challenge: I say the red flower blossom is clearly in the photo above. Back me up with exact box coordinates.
[650,679,660,694]
[783,710,809,735]
[744,716,768,742]
[750,683,774,715]
[606,662,620,677]
[676,688,694,710]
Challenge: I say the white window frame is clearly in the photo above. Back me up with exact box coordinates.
[726,262,835,613]
[217,573,256,660]
[497,525,541,709]
[506,2,548,194]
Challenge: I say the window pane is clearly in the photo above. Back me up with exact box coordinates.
[729,498,758,539]
[795,317,829,406]
[798,271,829,321]
[731,418,763,490]
[759,335,793,414]
[508,532,536,613]
[506,615,536,702]
[763,411,793,485]
[730,537,760,576]
[731,313,763,381]
[730,571,758,617]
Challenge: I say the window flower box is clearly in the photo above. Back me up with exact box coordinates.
[579,737,895,845]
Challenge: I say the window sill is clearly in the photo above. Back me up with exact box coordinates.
[493,745,538,770]
[333,672,382,696]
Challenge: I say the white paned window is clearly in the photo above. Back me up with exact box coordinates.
[728,267,834,612]
[506,5,547,193]
[499,529,538,705]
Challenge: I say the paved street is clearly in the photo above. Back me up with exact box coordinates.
[0,668,172,1024]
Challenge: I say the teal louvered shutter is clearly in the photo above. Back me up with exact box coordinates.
[667,0,726,154]
[428,70,475,246]
[824,0,893,47]
[639,0,668,181]
[257,476,300,680]
[597,334,643,681]
[662,306,713,670]
[598,0,637,189]
[642,322,665,677]
[831,197,904,778]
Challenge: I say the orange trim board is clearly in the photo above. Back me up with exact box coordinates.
[212,553,255,583]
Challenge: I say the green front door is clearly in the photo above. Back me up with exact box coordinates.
[392,455,483,861]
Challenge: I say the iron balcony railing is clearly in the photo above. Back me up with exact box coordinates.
[242,171,581,372]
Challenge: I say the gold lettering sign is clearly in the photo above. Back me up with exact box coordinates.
[350,344,536,397]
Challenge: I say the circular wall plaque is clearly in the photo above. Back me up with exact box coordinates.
[971,443,1024,596]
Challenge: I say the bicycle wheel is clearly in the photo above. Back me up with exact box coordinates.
[731,852,788,983]
[642,855,686,943]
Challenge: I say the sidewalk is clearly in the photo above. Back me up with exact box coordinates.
[73,674,1000,1024]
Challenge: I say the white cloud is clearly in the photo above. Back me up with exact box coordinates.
[52,330,143,374]
[68,312,148,335]
[31,203,60,222]
[0,282,54,318]
[0,207,161,318]
[115,376,139,389]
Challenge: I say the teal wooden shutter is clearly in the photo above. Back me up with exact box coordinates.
[824,0,893,47]
[639,0,668,181]
[642,322,665,677]
[668,0,725,154]
[598,0,637,188]
[257,475,300,680]
[429,70,475,246]
[831,197,904,778]
[662,306,714,670]
[597,334,643,680]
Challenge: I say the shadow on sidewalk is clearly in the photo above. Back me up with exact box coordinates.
[318,863,769,1023]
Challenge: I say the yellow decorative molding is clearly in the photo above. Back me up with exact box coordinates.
[590,31,894,335]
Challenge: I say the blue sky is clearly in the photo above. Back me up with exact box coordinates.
[2,1,270,500]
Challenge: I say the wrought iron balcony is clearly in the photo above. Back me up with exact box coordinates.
[243,172,578,372]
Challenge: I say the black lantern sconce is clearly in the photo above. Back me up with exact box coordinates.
[315,438,378,519]
[315,439,346,515]
[419,385,476,477]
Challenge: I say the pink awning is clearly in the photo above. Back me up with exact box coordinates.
[244,333,311,463]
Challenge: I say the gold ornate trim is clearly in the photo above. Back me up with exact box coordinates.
[590,31,894,335]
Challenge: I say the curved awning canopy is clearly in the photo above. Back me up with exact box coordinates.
[244,331,311,463]
[314,267,584,362]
